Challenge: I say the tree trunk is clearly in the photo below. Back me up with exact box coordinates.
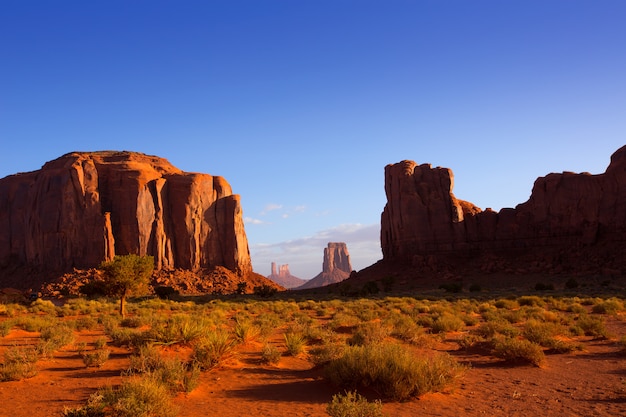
[120,294,126,317]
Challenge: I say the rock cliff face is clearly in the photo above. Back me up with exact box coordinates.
[267,262,307,289]
[298,242,352,289]
[380,145,626,277]
[0,151,252,285]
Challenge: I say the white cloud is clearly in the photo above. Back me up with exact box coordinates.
[260,203,283,215]
[244,217,266,225]
[249,223,382,279]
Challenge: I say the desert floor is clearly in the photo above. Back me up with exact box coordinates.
[1,296,625,417]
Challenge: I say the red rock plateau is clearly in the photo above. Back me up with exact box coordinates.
[267,262,307,289]
[297,242,352,289]
[0,151,278,293]
[377,145,626,286]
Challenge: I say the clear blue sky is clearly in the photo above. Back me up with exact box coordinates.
[1,1,625,279]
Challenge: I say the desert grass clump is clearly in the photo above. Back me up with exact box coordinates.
[0,345,39,381]
[233,316,260,344]
[0,319,14,337]
[261,343,282,364]
[572,314,609,339]
[37,324,75,357]
[591,298,624,315]
[431,313,465,334]
[83,376,178,417]
[309,332,346,367]
[517,296,545,308]
[348,321,390,346]
[74,316,100,331]
[16,315,56,332]
[150,315,208,345]
[191,330,236,370]
[475,319,519,339]
[325,343,465,400]
[492,337,546,367]
[28,298,58,315]
[326,390,386,417]
[284,330,307,356]
[82,349,111,368]
[523,320,582,353]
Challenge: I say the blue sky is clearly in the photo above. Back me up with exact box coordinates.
[1,1,625,279]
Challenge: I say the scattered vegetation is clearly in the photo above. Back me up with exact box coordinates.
[2,289,625,416]
[326,390,386,417]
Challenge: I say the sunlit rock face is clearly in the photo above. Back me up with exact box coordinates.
[381,145,626,276]
[297,242,352,289]
[0,151,252,278]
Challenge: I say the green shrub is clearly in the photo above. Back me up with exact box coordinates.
[325,343,464,400]
[574,314,609,339]
[431,313,465,334]
[326,390,386,417]
[492,337,545,367]
[348,322,390,346]
[0,345,39,381]
[591,299,623,315]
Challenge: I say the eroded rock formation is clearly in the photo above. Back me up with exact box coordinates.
[380,146,626,277]
[0,151,252,287]
[298,242,352,289]
[267,262,307,289]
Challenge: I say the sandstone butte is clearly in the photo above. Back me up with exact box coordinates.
[379,145,626,280]
[0,151,271,292]
[267,262,307,289]
[297,242,352,290]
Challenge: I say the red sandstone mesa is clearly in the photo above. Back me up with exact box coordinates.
[0,151,252,286]
[380,145,626,276]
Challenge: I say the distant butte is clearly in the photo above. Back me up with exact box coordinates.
[297,242,352,289]
[267,262,307,289]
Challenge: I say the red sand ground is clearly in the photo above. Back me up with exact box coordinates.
[1,318,625,416]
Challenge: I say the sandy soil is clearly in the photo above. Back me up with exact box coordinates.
[1,317,625,417]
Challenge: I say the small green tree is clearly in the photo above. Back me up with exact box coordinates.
[99,254,154,317]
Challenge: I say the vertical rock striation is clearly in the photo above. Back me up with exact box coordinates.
[380,146,626,276]
[0,151,252,284]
